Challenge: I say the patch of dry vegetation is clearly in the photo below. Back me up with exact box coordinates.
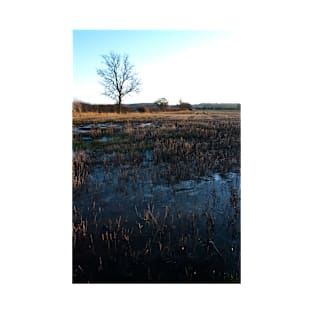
[73,110,240,125]
[72,151,91,192]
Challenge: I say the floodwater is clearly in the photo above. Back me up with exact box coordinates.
[74,162,240,220]
[72,116,241,282]
[73,122,123,134]
[73,150,240,256]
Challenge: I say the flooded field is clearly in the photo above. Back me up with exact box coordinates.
[72,112,240,283]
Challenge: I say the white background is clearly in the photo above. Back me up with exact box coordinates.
[0,0,312,312]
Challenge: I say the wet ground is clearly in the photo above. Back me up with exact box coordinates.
[74,152,240,231]
[72,117,240,283]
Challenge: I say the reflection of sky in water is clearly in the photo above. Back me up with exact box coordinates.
[74,162,240,223]
[73,156,241,272]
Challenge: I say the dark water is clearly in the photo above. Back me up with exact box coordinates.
[73,150,240,261]
[74,163,240,220]
[73,116,240,282]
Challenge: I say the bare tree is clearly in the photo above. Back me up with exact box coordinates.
[154,98,168,110]
[97,52,141,113]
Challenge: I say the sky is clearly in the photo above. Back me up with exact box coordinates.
[73,30,242,105]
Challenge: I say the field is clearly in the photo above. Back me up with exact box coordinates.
[73,110,240,123]
[72,110,240,283]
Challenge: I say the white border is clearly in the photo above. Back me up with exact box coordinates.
[1,1,313,312]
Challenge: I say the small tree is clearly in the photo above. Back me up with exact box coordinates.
[154,98,168,110]
[178,99,192,110]
[97,52,141,113]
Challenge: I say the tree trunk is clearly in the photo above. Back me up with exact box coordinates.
[118,95,122,114]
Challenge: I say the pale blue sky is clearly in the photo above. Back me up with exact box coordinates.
[73,30,241,104]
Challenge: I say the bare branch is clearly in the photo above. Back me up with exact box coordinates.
[97,52,141,113]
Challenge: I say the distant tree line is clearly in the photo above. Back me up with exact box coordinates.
[193,103,240,110]
[72,101,131,113]
[73,99,240,114]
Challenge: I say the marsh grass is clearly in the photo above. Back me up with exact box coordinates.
[72,151,91,192]
[73,203,240,283]
[73,110,240,125]
[72,110,240,283]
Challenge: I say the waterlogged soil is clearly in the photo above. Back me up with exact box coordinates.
[72,116,240,283]
[74,153,240,232]
[73,155,240,283]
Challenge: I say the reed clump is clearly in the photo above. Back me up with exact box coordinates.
[72,151,91,192]
[73,203,240,283]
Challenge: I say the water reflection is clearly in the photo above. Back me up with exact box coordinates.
[73,159,240,227]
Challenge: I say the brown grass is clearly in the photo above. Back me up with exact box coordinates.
[73,110,240,124]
